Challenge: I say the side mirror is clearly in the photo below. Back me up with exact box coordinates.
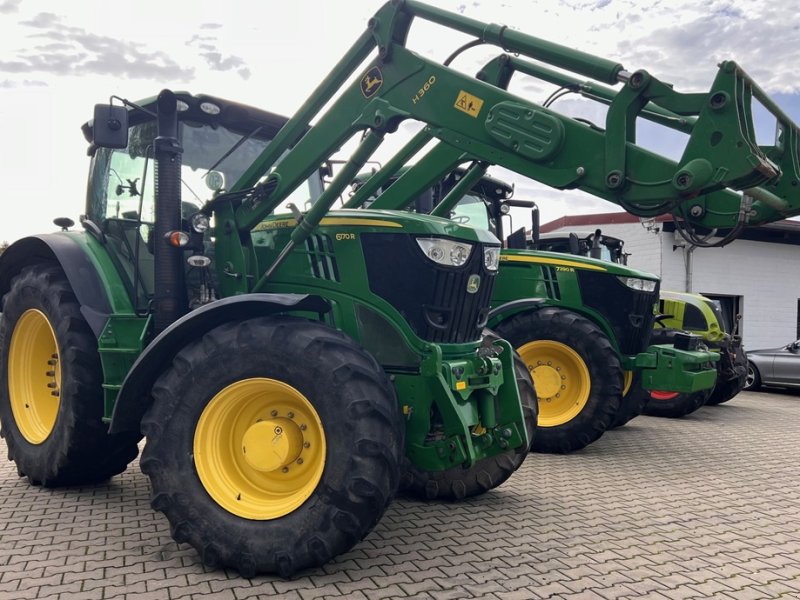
[589,228,603,259]
[92,103,128,149]
[568,232,581,255]
[530,206,540,244]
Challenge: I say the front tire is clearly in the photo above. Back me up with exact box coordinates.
[706,347,748,405]
[0,264,139,486]
[140,316,403,577]
[494,308,621,453]
[609,371,648,428]
[640,388,710,418]
[399,341,537,501]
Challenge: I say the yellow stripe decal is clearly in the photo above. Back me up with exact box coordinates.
[254,217,403,232]
[500,254,607,272]
[319,217,402,228]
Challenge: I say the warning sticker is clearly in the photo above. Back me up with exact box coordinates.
[454,90,484,118]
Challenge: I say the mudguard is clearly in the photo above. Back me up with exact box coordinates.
[108,293,330,434]
[0,235,112,337]
[487,297,546,326]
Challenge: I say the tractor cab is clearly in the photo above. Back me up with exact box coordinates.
[82,93,321,311]
[531,230,629,265]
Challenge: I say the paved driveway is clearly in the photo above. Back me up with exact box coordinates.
[1,390,799,600]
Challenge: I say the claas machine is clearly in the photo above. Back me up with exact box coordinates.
[0,0,797,576]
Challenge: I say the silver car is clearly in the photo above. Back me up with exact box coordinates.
[745,340,800,390]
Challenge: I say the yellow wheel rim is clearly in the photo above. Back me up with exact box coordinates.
[193,378,326,520]
[518,340,591,427]
[622,371,634,397]
[8,309,61,444]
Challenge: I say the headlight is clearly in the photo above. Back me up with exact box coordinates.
[484,247,500,271]
[416,238,473,267]
[617,276,657,292]
[190,213,210,233]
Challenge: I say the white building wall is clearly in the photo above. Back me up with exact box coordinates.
[679,238,800,350]
[548,222,800,350]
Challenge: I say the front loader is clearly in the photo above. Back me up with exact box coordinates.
[349,168,718,452]
[1,0,798,577]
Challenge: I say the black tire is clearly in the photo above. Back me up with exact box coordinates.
[494,308,622,453]
[399,339,537,501]
[139,316,403,577]
[609,371,649,428]
[744,361,761,391]
[640,388,711,418]
[706,347,748,405]
[0,263,140,486]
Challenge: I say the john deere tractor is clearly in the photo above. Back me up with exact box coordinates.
[1,0,797,577]
[348,168,718,452]
[536,230,747,418]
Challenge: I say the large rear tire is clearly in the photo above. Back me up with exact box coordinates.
[0,264,139,486]
[494,308,621,453]
[140,316,403,577]
[399,337,537,501]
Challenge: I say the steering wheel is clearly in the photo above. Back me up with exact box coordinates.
[451,215,471,224]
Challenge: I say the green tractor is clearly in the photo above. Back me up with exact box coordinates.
[1,0,796,577]
[1,93,536,576]
[535,231,748,417]
[349,168,718,452]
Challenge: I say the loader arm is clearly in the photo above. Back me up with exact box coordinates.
[217,0,799,278]
[475,53,799,236]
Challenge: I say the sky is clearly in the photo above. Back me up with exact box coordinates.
[1,0,799,244]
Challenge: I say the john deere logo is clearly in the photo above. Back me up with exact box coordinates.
[466,274,481,294]
[361,67,383,98]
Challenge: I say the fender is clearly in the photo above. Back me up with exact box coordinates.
[0,234,112,337]
[108,293,331,434]
[487,297,546,327]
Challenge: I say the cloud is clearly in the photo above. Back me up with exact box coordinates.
[0,79,46,88]
[200,23,222,30]
[186,30,252,80]
[0,0,20,14]
[611,1,800,94]
[4,11,195,81]
[20,11,60,27]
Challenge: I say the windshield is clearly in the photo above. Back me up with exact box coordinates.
[88,120,314,225]
[452,194,491,231]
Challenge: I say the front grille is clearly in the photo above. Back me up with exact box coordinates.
[577,270,659,355]
[542,265,561,300]
[303,233,340,282]
[361,233,496,344]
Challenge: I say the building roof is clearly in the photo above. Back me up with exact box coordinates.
[541,212,800,246]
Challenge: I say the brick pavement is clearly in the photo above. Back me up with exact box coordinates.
[1,389,799,599]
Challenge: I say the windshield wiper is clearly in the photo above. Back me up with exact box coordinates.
[203,125,265,179]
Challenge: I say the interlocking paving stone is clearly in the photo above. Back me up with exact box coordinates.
[2,390,800,599]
